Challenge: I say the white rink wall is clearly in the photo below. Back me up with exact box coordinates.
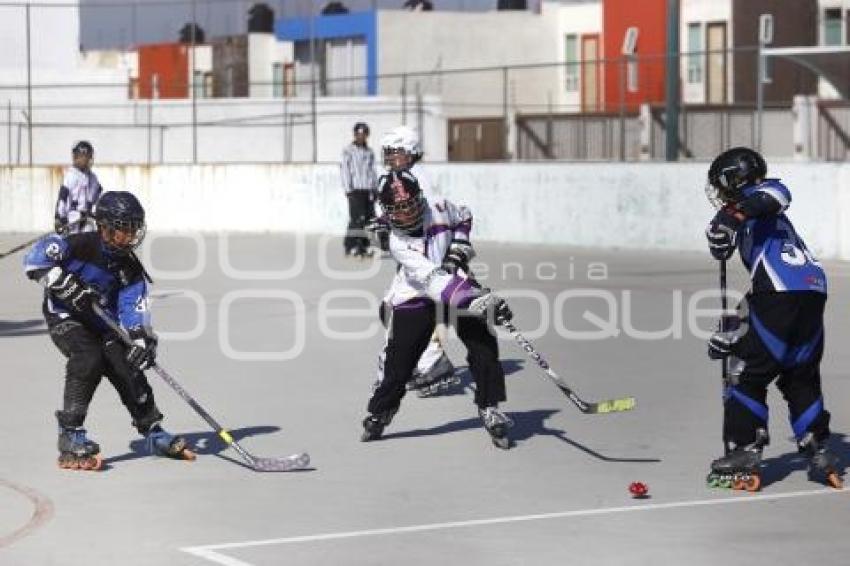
[1,162,849,260]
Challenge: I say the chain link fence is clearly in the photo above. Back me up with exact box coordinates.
[1,0,849,164]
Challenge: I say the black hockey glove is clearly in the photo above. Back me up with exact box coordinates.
[707,314,745,360]
[442,239,475,275]
[706,207,744,261]
[467,290,513,326]
[126,328,158,371]
[46,268,98,316]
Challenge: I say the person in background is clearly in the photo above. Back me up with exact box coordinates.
[340,122,378,258]
[55,140,102,235]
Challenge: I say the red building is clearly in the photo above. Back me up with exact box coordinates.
[602,0,668,112]
[138,43,190,99]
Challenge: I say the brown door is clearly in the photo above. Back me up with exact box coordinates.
[706,22,727,104]
[581,34,600,112]
[448,119,505,161]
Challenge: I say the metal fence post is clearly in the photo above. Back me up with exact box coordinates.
[309,3,317,163]
[619,56,626,162]
[191,0,198,164]
[401,73,408,125]
[26,3,32,167]
[416,81,423,154]
[664,0,680,162]
[147,98,153,166]
[502,66,509,160]
[7,100,11,166]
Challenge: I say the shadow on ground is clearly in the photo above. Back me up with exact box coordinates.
[760,432,850,488]
[102,425,285,470]
[0,319,46,338]
[383,408,661,463]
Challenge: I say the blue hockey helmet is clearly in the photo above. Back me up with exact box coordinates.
[94,191,146,254]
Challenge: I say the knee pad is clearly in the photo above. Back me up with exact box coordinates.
[67,350,105,382]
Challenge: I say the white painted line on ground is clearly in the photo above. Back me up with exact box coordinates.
[181,487,847,566]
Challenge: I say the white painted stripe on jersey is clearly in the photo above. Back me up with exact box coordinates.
[761,250,788,291]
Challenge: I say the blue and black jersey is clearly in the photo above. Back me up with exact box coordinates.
[736,179,826,295]
[23,232,151,333]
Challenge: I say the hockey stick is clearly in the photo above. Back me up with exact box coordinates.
[719,259,730,386]
[1,218,96,261]
[502,319,636,414]
[0,233,49,260]
[92,304,310,472]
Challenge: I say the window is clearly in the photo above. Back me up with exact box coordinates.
[565,34,579,91]
[203,73,214,98]
[687,22,702,83]
[272,62,284,97]
[824,8,842,46]
[193,70,204,99]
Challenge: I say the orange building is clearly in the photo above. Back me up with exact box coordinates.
[602,0,669,112]
[137,43,190,99]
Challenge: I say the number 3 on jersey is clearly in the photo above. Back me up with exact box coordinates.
[781,242,819,267]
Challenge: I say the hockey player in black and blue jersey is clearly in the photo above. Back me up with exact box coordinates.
[704,147,841,490]
[24,191,193,470]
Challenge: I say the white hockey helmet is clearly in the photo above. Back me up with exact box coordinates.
[380,125,422,169]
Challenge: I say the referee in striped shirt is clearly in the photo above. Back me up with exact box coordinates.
[341,122,378,257]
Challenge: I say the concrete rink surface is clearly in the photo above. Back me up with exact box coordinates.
[2,232,850,566]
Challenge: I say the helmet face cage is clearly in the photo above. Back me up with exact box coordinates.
[98,217,146,254]
[379,174,425,234]
[383,146,413,171]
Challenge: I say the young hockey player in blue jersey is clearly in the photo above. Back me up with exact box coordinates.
[24,191,194,470]
[361,170,514,448]
[704,147,841,490]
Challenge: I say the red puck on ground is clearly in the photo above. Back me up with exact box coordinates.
[628,481,649,498]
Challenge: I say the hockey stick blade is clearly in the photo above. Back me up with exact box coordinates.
[92,304,311,472]
[504,321,635,415]
[248,453,311,472]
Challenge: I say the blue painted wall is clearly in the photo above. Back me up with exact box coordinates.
[275,11,378,95]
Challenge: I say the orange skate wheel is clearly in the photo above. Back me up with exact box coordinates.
[181,449,197,461]
[827,472,843,489]
[732,478,746,490]
[744,475,761,492]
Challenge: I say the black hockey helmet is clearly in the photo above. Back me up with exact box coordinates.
[72,140,94,157]
[94,191,146,254]
[706,147,767,207]
[378,170,426,235]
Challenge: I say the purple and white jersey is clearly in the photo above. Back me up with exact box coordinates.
[55,167,102,233]
[408,162,433,195]
[384,197,474,309]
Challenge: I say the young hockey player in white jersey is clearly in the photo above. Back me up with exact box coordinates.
[362,170,514,448]
[54,141,103,235]
[375,125,458,397]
